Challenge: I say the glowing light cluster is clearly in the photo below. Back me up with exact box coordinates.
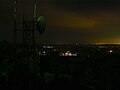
[60,51,77,56]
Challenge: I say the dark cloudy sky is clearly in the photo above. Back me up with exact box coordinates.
[1,0,120,44]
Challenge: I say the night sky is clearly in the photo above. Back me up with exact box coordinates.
[1,0,120,44]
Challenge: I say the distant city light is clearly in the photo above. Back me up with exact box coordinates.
[54,49,57,51]
[65,51,71,56]
[38,44,119,56]
[109,50,113,53]
[43,46,53,48]
[60,51,77,56]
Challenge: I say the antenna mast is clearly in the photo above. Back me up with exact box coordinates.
[33,0,37,19]
[32,0,37,53]
[13,0,17,47]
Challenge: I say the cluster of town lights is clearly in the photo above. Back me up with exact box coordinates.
[60,51,77,56]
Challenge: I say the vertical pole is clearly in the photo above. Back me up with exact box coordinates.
[34,0,37,19]
[14,0,17,48]
[33,0,37,53]
[33,0,38,90]
[13,1,17,90]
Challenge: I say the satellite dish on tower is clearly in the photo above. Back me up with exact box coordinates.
[36,16,46,34]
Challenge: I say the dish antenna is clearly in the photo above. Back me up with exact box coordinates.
[33,0,46,34]
[36,16,46,34]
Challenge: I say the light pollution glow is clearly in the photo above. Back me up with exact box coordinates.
[37,4,120,44]
[1,0,120,44]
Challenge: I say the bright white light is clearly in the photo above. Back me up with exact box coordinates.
[65,51,71,56]
[68,53,72,56]
[109,50,113,53]
[60,51,77,56]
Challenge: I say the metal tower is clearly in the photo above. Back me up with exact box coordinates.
[13,0,46,56]
[13,0,46,89]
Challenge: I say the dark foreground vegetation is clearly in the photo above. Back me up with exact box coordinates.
[0,41,120,90]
